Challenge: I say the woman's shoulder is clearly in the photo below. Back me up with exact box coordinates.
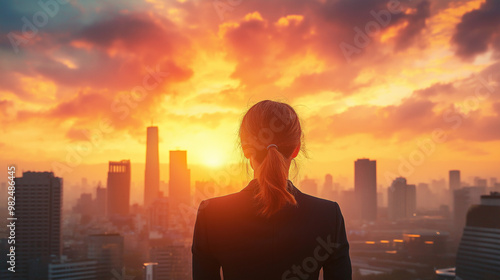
[296,191,341,212]
[196,190,249,214]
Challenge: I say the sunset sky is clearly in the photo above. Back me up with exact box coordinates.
[1,0,499,203]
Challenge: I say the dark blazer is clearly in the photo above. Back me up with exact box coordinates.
[192,179,352,280]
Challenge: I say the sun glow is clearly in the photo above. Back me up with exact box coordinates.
[201,150,226,168]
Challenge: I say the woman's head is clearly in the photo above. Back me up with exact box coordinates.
[239,100,303,217]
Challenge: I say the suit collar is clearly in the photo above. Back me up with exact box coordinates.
[241,179,301,196]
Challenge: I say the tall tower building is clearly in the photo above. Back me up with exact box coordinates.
[354,158,377,221]
[14,171,62,280]
[387,177,417,221]
[449,170,460,191]
[169,150,191,206]
[456,192,500,279]
[321,174,338,201]
[150,243,191,280]
[95,183,107,216]
[300,176,318,196]
[144,126,160,208]
[87,233,124,280]
[107,160,131,217]
[453,186,487,232]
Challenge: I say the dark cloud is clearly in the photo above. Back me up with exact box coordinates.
[414,82,455,98]
[0,11,194,103]
[451,0,500,60]
[394,0,431,51]
[75,13,189,57]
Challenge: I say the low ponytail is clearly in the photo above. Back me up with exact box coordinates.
[239,100,302,218]
[256,146,297,217]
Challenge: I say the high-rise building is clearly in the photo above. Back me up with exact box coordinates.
[387,177,416,221]
[456,192,500,279]
[406,184,416,216]
[474,177,488,187]
[107,160,131,217]
[416,183,433,210]
[321,174,338,201]
[14,171,63,280]
[449,170,460,191]
[87,233,124,280]
[453,186,487,232]
[354,158,377,221]
[338,190,356,221]
[300,176,318,197]
[47,259,98,280]
[95,183,107,216]
[148,197,169,231]
[73,193,93,217]
[490,177,497,188]
[150,243,191,280]
[144,126,160,208]
[169,150,190,206]
[143,262,159,280]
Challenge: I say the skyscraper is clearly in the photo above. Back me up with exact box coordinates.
[87,233,124,280]
[107,160,131,216]
[169,150,191,206]
[449,170,460,191]
[143,262,158,280]
[150,243,191,280]
[144,126,160,208]
[47,260,98,280]
[300,176,318,196]
[416,183,433,210]
[387,177,416,221]
[474,177,487,187]
[453,186,487,232]
[321,174,338,201]
[148,197,169,231]
[14,171,62,280]
[354,158,377,221]
[95,183,107,216]
[456,192,500,279]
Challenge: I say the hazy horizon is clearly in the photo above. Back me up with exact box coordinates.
[1,0,500,205]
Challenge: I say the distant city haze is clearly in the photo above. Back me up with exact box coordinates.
[1,1,499,208]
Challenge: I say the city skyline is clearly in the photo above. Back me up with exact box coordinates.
[1,0,500,189]
[8,140,496,209]
[2,0,500,279]
[2,161,499,279]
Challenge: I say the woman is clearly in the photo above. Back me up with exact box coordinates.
[192,100,351,280]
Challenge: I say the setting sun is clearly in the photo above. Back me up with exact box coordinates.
[201,151,226,168]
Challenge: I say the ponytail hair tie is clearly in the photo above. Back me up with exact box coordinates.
[266,144,278,150]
